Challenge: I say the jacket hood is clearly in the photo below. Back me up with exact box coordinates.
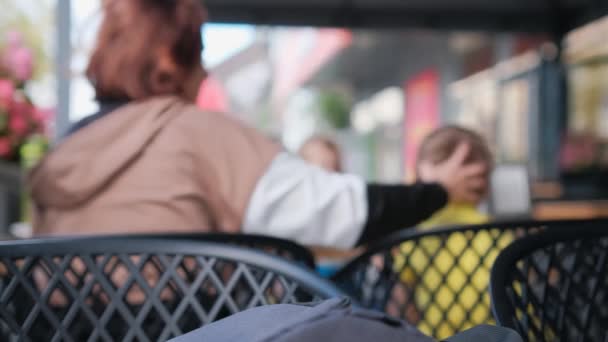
[29,96,185,209]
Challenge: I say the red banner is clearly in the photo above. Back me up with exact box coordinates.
[403,69,441,182]
[197,76,230,113]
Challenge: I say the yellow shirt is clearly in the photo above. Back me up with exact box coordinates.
[420,203,489,229]
[396,204,511,338]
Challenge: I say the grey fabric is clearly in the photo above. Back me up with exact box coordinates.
[169,298,435,342]
[169,298,523,342]
[443,325,523,342]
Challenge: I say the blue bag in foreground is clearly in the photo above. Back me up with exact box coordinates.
[170,298,522,342]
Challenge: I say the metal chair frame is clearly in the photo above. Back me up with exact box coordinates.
[332,219,608,339]
[490,224,608,342]
[0,237,343,342]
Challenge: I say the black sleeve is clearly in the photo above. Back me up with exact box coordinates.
[356,183,448,246]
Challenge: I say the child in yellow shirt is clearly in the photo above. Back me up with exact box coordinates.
[417,126,493,229]
[401,126,506,339]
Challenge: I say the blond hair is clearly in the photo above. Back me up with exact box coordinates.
[417,126,493,173]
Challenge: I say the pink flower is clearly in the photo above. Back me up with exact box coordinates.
[4,46,33,81]
[33,107,53,123]
[0,138,11,157]
[8,97,33,139]
[5,31,23,48]
[0,79,14,107]
[10,96,28,115]
[31,108,52,135]
[9,115,28,137]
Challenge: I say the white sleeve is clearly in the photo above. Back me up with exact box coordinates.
[242,152,368,249]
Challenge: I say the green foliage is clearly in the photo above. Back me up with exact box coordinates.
[317,89,351,129]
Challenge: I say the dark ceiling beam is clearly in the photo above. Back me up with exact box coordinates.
[543,0,566,40]
[203,4,563,33]
[206,4,554,32]
[568,0,608,33]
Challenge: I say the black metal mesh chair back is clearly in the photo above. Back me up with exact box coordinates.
[119,233,316,269]
[332,219,604,340]
[0,238,343,342]
[490,224,608,342]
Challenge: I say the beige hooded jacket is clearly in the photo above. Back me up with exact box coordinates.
[29,96,280,236]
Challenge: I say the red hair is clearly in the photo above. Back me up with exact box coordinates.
[86,0,207,100]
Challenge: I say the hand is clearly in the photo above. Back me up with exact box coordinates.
[418,143,488,204]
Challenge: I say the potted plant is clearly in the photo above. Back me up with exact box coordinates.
[0,31,51,234]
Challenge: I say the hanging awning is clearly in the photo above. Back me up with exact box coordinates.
[204,0,608,34]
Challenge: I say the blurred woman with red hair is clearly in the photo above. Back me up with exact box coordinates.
[29,0,488,249]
